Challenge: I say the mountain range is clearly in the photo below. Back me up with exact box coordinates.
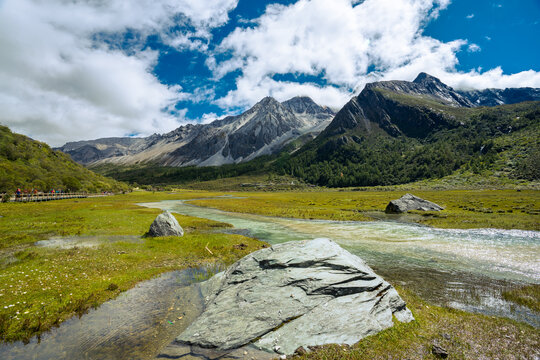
[58,73,539,187]
[283,73,539,186]
[59,96,334,166]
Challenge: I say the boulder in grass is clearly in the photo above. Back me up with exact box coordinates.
[161,238,413,358]
[385,193,444,214]
[148,211,184,237]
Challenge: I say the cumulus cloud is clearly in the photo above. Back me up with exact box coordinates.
[1,0,538,146]
[0,0,238,146]
[209,0,540,111]
[468,43,481,52]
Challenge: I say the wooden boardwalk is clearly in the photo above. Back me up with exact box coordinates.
[3,193,109,203]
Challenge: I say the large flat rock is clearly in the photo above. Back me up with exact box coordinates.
[171,238,413,357]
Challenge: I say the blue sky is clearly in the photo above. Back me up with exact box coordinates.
[425,0,540,73]
[0,0,538,145]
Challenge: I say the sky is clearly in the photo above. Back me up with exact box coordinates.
[0,0,538,146]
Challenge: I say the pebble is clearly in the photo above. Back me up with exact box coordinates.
[432,344,448,358]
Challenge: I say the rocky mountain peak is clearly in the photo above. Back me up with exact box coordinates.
[363,73,473,108]
[413,72,443,85]
[255,96,282,109]
[282,96,335,116]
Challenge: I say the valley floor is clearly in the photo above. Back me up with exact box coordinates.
[0,189,538,359]
[188,188,540,231]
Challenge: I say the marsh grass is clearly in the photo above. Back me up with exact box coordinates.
[190,189,540,230]
[0,190,264,343]
[294,286,540,359]
[502,284,540,313]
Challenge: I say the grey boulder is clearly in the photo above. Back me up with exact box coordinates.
[174,238,413,356]
[385,193,444,214]
[148,211,184,237]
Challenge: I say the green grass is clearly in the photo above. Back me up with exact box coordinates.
[502,284,540,313]
[189,189,540,230]
[0,190,265,343]
[0,188,538,358]
[0,125,128,193]
[296,286,540,359]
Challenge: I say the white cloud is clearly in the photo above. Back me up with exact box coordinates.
[210,0,540,111]
[466,13,475,19]
[439,68,540,90]
[0,0,238,146]
[468,43,481,52]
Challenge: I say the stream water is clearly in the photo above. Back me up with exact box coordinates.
[1,198,538,359]
[143,200,540,327]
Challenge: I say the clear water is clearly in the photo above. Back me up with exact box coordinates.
[0,269,208,360]
[143,200,540,326]
[35,235,144,249]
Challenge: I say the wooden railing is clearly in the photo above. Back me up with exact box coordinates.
[2,192,111,203]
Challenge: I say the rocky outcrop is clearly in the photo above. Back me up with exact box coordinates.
[385,193,444,213]
[148,211,184,237]
[458,87,540,107]
[322,73,540,139]
[169,238,413,357]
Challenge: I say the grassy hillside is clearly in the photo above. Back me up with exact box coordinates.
[91,155,276,187]
[0,125,129,193]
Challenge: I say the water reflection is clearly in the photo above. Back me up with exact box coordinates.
[0,269,208,360]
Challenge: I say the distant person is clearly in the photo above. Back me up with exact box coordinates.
[16,188,21,198]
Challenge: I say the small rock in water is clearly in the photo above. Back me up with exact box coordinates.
[432,344,448,358]
[147,211,184,237]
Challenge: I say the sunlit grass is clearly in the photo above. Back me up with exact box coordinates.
[0,190,264,342]
[189,189,540,230]
[502,284,540,313]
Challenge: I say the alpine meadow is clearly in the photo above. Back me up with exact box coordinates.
[0,1,539,359]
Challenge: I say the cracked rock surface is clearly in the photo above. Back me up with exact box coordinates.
[174,238,414,356]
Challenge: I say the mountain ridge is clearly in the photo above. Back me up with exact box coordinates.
[59,96,334,167]
[278,73,540,187]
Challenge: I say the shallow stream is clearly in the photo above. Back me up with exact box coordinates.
[1,198,538,359]
[143,199,540,327]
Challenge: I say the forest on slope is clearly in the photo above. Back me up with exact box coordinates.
[0,125,128,193]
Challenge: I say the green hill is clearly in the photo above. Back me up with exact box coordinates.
[0,125,129,194]
[277,99,539,187]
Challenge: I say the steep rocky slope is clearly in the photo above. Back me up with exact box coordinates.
[281,73,540,187]
[59,96,334,167]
